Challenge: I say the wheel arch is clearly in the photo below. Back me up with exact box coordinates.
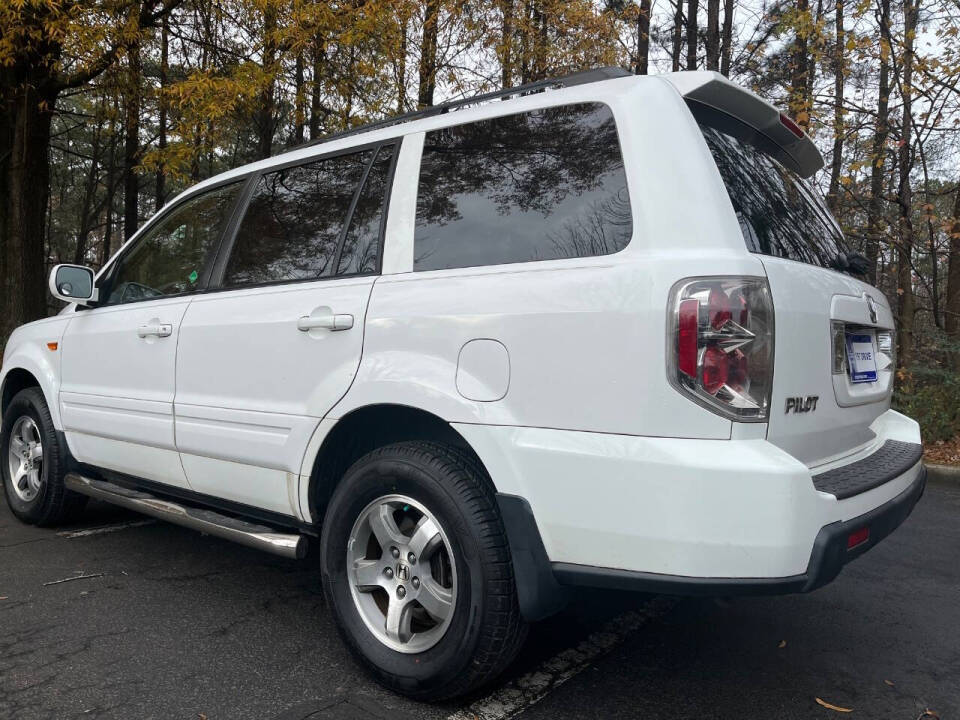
[304,403,491,525]
[1,367,43,419]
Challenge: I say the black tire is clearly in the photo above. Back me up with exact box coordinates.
[320,440,527,700]
[1,387,87,526]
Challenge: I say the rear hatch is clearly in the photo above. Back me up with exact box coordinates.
[667,72,895,467]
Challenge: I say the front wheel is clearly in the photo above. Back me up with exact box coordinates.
[1,387,87,526]
[320,441,527,700]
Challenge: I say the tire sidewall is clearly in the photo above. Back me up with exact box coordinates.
[1,390,58,523]
[321,450,488,695]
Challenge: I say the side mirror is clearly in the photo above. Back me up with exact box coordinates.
[48,264,98,305]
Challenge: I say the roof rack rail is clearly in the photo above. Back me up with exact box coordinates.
[299,66,633,150]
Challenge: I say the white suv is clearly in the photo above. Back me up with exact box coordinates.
[1,68,925,700]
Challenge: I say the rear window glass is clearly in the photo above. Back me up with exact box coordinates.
[414,102,632,271]
[697,115,847,268]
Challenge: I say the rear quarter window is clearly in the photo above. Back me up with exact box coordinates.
[413,102,632,271]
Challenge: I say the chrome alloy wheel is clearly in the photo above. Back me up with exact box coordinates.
[347,494,458,653]
[7,416,44,503]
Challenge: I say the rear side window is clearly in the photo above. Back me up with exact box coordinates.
[413,103,632,272]
[224,148,379,287]
[336,145,395,275]
[695,109,847,268]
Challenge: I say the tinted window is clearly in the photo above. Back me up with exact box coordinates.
[107,183,241,305]
[697,115,846,268]
[414,103,632,271]
[336,145,394,275]
[224,150,372,286]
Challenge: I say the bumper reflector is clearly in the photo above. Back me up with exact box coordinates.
[847,527,870,550]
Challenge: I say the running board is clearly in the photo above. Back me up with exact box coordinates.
[64,473,307,559]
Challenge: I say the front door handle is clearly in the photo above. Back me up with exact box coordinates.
[297,313,354,332]
[137,322,173,338]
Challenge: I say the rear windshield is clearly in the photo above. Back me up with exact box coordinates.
[696,112,847,268]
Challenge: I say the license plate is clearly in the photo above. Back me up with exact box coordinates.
[845,331,878,383]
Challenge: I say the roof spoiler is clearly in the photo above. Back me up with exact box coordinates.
[662,72,824,178]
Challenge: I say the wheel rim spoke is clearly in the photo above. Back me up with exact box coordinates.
[369,504,405,549]
[408,516,442,561]
[417,577,453,622]
[352,559,382,591]
[385,597,414,644]
[14,464,29,491]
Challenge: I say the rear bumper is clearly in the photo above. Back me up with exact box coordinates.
[457,409,924,619]
[551,463,925,596]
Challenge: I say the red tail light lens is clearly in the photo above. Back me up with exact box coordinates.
[668,277,774,421]
[780,113,805,138]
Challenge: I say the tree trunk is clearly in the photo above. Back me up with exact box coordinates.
[499,0,515,87]
[294,51,306,145]
[671,0,684,71]
[100,96,120,268]
[636,0,651,74]
[945,181,960,369]
[124,44,141,240]
[895,0,918,368]
[0,72,12,336]
[788,0,811,130]
[310,39,325,140]
[826,0,845,210]
[418,0,441,107]
[2,85,56,342]
[257,3,278,158]
[75,110,104,265]
[866,0,891,285]
[686,0,699,69]
[705,0,720,70]
[720,0,734,75]
[393,9,410,109]
[156,15,168,212]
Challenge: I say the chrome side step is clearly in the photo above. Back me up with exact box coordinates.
[64,473,308,559]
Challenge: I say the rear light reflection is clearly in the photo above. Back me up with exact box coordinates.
[668,277,774,421]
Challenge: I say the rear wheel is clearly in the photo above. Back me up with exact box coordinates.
[320,440,527,700]
[1,388,86,526]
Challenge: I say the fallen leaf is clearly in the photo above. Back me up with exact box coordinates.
[919,711,940,720]
[779,640,787,648]
[884,679,895,686]
[816,697,853,713]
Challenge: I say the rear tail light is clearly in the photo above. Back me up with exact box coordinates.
[668,277,774,421]
[780,113,805,138]
[876,330,895,370]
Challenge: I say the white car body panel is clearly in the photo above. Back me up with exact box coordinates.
[173,276,376,513]
[58,297,192,488]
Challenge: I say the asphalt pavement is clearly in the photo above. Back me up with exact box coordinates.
[1,477,958,720]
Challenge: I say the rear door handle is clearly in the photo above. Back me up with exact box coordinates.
[297,313,354,332]
[137,322,173,338]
